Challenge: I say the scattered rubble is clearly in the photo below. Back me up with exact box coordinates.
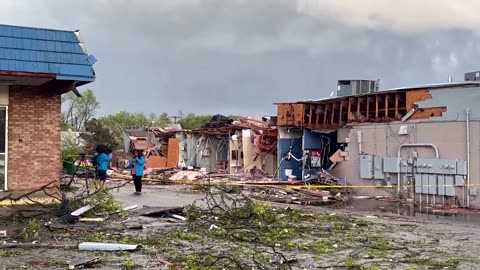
[1,180,480,269]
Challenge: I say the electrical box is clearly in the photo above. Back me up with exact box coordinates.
[373,156,384,180]
[428,174,437,195]
[445,176,455,196]
[415,158,457,175]
[415,175,422,194]
[456,160,467,175]
[437,175,445,196]
[360,155,374,179]
[383,157,408,173]
[455,175,465,186]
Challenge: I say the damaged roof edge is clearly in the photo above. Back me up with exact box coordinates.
[273,81,480,105]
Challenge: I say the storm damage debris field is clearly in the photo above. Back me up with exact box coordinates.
[0,186,480,269]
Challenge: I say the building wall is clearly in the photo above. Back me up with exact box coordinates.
[7,87,61,191]
[178,133,229,172]
[278,128,303,180]
[332,120,480,207]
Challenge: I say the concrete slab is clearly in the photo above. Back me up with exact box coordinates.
[113,184,205,208]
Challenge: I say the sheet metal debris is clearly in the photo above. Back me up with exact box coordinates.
[170,214,187,221]
[71,205,93,217]
[78,242,140,251]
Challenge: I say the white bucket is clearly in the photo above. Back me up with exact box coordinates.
[284,169,293,177]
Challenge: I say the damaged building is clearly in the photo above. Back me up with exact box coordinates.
[0,24,96,191]
[144,115,278,175]
[276,76,480,208]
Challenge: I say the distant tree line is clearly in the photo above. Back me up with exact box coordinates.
[61,89,212,155]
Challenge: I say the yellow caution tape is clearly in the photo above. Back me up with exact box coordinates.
[109,171,480,190]
[63,159,480,190]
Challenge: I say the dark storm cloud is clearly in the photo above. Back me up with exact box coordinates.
[1,0,480,116]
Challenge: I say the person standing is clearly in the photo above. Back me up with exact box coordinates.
[128,154,137,182]
[133,150,145,195]
[96,151,111,188]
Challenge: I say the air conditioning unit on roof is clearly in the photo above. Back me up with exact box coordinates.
[337,80,379,97]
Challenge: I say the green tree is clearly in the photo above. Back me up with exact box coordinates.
[61,89,100,131]
[99,111,171,143]
[179,113,212,129]
[80,119,119,152]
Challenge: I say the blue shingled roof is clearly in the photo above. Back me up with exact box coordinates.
[0,24,96,83]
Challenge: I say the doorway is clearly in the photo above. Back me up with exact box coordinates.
[0,107,6,191]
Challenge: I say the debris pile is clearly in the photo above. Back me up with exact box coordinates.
[248,186,347,206]
[0,183,477,269]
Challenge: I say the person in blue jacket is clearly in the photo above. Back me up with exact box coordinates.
[96,151,111,187]
[132,150,145,195]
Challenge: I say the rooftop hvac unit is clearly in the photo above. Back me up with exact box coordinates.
[464,71,480,81]
[337,80,379,97]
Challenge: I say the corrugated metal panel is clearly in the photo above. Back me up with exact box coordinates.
[0,24,95,83]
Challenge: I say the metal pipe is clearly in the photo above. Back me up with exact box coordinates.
[79,242,139,251]
[357,131,363,154]
[466,107,471,207]
[397,143,440,195]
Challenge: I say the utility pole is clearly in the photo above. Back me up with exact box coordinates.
[170,116,181,124]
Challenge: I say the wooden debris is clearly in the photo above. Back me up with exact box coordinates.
[68,257,102,269]
[132,206,184,217]
[79,217,105,222]
[123,205,138,211]
[156,255,173,266]
[0,243,75,249]
[293,188,331,198]
[126,225,144,230]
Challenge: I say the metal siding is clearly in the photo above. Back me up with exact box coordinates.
[0,25,95,82]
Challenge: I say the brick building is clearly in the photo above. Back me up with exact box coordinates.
[0,24,96,191]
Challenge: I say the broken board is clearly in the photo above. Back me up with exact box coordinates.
[132,206,184,217]
[146,156,167,169]
[166,138,180,168]
[68,257,102,269]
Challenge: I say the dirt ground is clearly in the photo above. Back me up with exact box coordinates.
[1,184,480,269]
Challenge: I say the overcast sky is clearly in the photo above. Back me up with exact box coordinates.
[2,0,480,117]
